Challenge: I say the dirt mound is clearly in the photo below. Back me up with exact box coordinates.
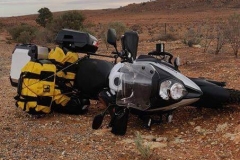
[118,0,240,12]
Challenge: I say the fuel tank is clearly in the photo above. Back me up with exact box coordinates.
[75,58,114,98]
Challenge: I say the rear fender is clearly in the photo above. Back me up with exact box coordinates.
[190,78,229,108]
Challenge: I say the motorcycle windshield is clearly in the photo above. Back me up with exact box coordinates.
[116,62,155,111]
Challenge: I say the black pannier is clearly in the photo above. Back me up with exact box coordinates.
[55,29,98,54]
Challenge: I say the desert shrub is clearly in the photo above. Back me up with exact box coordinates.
[46,11,86,38]
[60,11,85,30]
[183,28,203,47]
[134,132,151,159]
[97,22,127,49]
[34,28,55,45]
[214,25,226,55]
[201,23,215,53]
[36,7,53,28]
[17,31,33,43]
[99,29,109,49]
[158,33,178,41]
[8,24,37,43]
[107,21,128,40]
[223,13,240,57]
[79,27,95,37]
[130,24,143,34]
[0,21,4,30]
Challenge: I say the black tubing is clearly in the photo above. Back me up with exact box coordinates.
[226,89,240,105]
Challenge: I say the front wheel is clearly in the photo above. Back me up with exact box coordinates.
[111,108,129,135]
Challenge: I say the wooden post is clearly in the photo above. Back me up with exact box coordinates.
[165,23,167,35]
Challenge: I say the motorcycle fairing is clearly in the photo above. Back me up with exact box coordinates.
[109,60,203,112]
[109,63,125,94]
[146,61,202,93]
[116,62,155,111]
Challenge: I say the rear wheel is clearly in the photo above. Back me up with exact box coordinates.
[226,89,240,105]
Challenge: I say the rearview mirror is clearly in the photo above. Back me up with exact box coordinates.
[107,28,117,47]
[122,31,139,60]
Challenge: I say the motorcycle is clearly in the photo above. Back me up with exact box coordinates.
[10,28,240,135]
[91,28,240,135]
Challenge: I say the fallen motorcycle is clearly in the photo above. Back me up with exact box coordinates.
[92,28,240,135]
[10,28,240,135]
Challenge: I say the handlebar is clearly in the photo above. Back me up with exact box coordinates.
[148,51,173,63]
[111,50,133,63]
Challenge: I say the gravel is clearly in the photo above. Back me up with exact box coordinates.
[0,43,240,160]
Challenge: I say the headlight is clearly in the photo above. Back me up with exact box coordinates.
[170,83,187,100]
[159,80,187,100]
[159,80,172,100]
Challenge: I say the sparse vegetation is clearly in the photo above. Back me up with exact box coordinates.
[57,11,85,30]
[214,25,226,55]
[224,13,240,57]
[201,23,214,53]
[134,132,152,159]
[46,11,86,38]
[7,23,37,43]
[130,24,143,34]
[107,21,128,40]
[183,27,203,47]
[34,28,55,45]
[158,33,178,41]
[97,21,127,49]
[0,21,4,30]
[17,31,33,43]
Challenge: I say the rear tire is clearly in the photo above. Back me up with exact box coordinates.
[227,89,240,105]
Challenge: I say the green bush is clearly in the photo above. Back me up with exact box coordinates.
[8,24,37,43]
[34,28,55,45]
[17,31,33,43]
[47,11,85,32]
[107,21,128,40]
[36,7,53,28]
[46,11,86,39]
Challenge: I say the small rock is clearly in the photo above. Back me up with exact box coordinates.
[233,133,240,144]
[192,44,201,48]
[174,137,186,144]
[235,124,240,133]
[216,123,229,132]
[156,137,168,142]
[147,142,167,149]
[97,146,104,151]
[142,135,155,141]
[121,139,134,144]
[189,122,195,126]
